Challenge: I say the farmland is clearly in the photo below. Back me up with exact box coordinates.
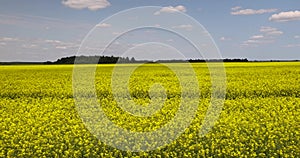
[0,62,299,157]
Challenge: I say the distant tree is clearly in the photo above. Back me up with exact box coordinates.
[125,57,130,63]
[130,57,136,63]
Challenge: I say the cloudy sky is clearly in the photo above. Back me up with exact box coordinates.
[0,0,300,61]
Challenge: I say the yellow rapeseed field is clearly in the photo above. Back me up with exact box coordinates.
[0,62,299,157]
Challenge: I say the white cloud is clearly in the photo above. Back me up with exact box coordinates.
[269,10,300,22]
[220,37,231,41]
[0,37,20,42]
[241,26,283,47]
[172,24,193,31]
[45,39,62,44]
[0,37,79,51]
[55,46,68,50]
[96,23,111,28]
[240,43,257,47]
[294,35,300,39]
[244,39,274,44]
[62,0,111,11]
[0,36,81,61]
[241,38,275,48]
[231,8,278,15]
[260,26,283,35]
[44,39,79,50]
[22,44,38,49]
[231,6,242,11]
[154,5,186,15]
[112,32,121,35]
[259,26,276,33]
[283,44,300,48]
[250,35,264,39]
[266,30,283,36]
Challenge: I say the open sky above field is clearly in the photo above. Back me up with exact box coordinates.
[0,0,300,61]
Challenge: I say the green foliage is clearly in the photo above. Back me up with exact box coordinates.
[0,62,299,157]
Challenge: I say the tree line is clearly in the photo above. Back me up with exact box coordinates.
[5,55,299,65]
[46,56,136,64]
[44,56,249,64]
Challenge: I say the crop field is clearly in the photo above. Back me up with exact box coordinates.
[0,62,299,157]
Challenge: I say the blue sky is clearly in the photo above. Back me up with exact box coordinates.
[0,0,299,61]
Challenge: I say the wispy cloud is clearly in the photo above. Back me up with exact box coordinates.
[0,37,21,42]
[45,39,63,44]
[42,39,80,50]
[96,23,111,28]
[0,36,80,52]
[249,35,264,39]
[231,6,242,11]
[282,44,300,48]
[241,26,283,47]
[0,37,21,49]
[220,37,232,41]
[0,14,64,25]
[231,8,278,15]
[259,26,283,35]
[62,0,111,11]
[172,24,193,31]
[0,36,82,61]
[154,5,186,15]
[269,10,300,22]
[0,14,91,30]
[294,35,300,39]
[22,44,38,49]
[0,42,7,47]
